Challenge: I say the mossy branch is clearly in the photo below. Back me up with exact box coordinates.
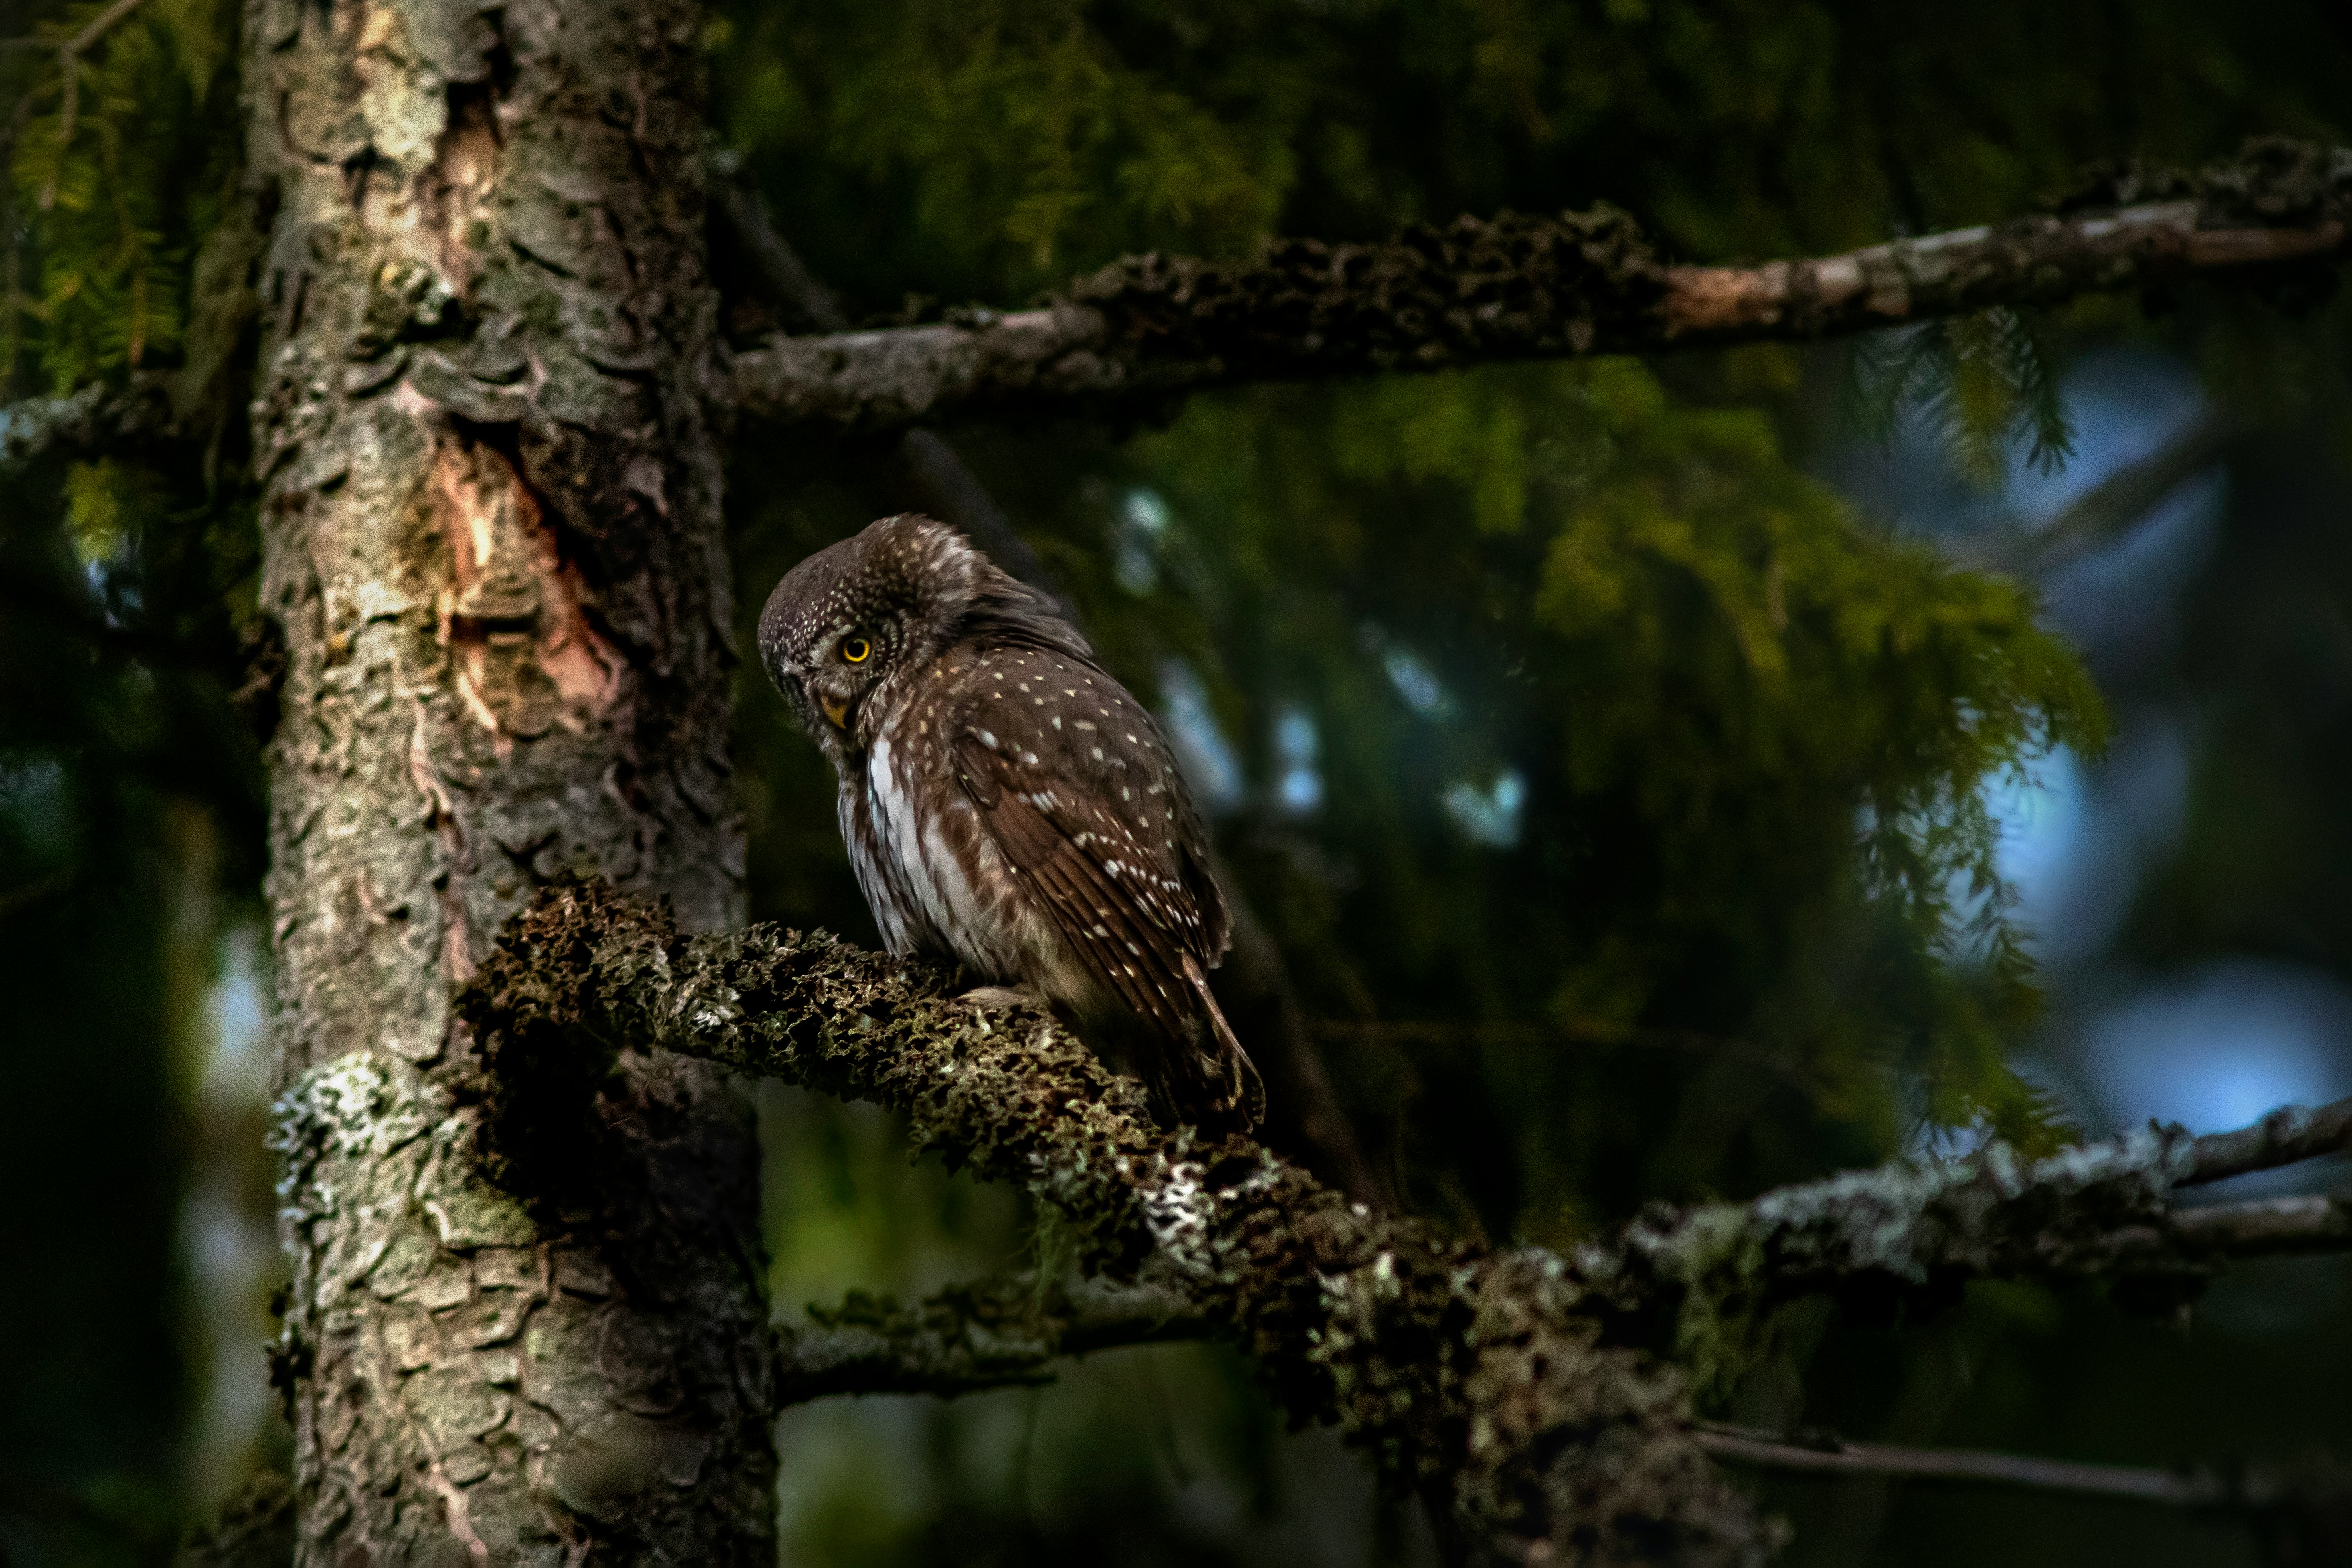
[1575,1117,2352,1385]
[458,878,1761,1567]
[459,879,2352,1565]
[729,139,2352,434]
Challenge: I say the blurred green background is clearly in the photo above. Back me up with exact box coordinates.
[6,2,2352,1563]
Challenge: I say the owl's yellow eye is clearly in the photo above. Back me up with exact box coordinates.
[840,634,872,664]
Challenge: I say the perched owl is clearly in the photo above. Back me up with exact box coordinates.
[758,513,1264,1131]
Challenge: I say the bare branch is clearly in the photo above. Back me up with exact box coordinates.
[1953,406,2245,576]
[2186,1095,2352,1185]
[0,867,76,922]
[1693,1422,2234,1507]
[729,140,2352,434]
[1694,1418,2352,1557]
[706,157,850,335]
[779,1273,1210,1404]
[896,427,1066,613]
[1311,1015,1816,1091]
[2022,409,2242,572]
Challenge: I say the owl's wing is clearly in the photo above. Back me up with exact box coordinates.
[952,732,1261,1127]
[951,732,1203,1034]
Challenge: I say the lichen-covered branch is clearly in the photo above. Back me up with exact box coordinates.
[461,880,2352,1564]
[1574,1101,2352,1360]
[777,1274,1208,1404]
[728,140,2352,434]
[2186,1097,2352,1185]
[776,1191,2352,1410]
[461,880,1763,1568]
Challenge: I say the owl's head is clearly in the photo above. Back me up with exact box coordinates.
[758,513,1083,760]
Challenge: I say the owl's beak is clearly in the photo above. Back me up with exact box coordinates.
[821,696,852,731]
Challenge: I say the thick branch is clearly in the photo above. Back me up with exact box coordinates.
[730,140,2352,433]
[461,880,1761,1566]
[462,882,2352,1562]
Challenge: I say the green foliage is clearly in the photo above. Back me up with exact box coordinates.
[705,1,2348,1254]
[711,0,2346,314]
[710,0,1304,308]
[4,0,240,392]
[1851,310,2077,485]
[1119,359,2100,1198]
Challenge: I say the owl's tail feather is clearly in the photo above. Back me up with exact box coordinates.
[1182,954,1266,1133]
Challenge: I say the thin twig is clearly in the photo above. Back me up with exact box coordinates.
[896,428,1066,615]
[1952,406,2245,577]
[1692,1422,2236,1507]
[1311,1015,1805,1066]
[2023,408,2242,572]
[706,156,849,334]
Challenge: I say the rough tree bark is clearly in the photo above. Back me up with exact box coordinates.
[243,0,773,1560]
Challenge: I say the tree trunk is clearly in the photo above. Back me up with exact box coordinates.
[244,0,775,1558]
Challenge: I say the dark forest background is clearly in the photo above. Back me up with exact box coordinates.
[6,3,2352,1563]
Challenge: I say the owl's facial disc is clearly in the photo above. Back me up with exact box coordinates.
[759,512,1002,761]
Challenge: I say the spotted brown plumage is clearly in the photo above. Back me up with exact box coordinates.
[757,513,1264,1130]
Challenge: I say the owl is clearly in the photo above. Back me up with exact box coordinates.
[758,513,1264,1132]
